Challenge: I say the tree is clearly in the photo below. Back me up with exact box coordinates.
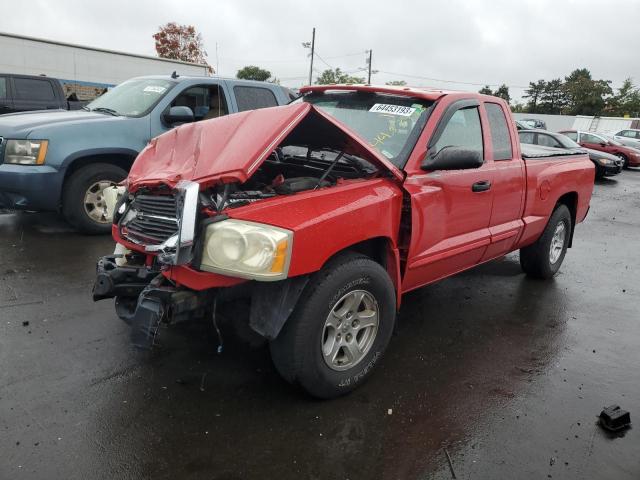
[236,65,272,82]
[562,68,612,115]
[493,84,511,104]
[385,80,407,86]
[153,22,209,67]
[316,68,365,85]
[524,80,546,113]
[539,78,565,114]
[478,85,493,95]
[608,78,640,117]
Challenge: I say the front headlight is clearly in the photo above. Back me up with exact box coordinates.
[200,219,293,281]
[4,140,48,165]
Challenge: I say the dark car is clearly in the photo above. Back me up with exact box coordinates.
[520,129,622,178]
[559,130,640,169]
[0,73,87,114]
[520,118,547,129]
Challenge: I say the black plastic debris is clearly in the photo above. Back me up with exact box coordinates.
[22,320,29,327]
[599,405,631,432]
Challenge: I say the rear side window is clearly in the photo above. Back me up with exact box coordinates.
[0,77,6,99]
[519,131,535,144]
[14,78,56,101]
[582,133,603,144]
[564,131,578,141]
[433,107,483,158]
[485,103,513,160]
[234,86,278,112]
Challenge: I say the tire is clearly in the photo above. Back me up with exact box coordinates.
[616,153,629,169]
[520,204,572,279]
[62,163,127,234]
[594,163,604,179]
[270,253,396,399]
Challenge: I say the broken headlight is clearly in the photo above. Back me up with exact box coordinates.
[200,219,293,281]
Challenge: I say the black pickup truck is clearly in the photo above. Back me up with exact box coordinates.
[0,73,87,114]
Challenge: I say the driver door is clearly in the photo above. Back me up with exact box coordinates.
[402,100,494,292]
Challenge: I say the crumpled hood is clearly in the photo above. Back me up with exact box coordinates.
[0,109,123,137]
[127,103,403,192]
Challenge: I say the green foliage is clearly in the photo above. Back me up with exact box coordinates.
[236,65,272,82]
[316,68,365,85]
[478,85,493,95]
[478,85,510,104]
[385,80,407,86]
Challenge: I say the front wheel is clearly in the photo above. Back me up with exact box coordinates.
[270,253,396,399]
[616,153,629,169]
[520,204,572,279]
[62,163,127,234]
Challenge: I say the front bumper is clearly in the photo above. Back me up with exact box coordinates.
[0,163,63,210]
[601,162,623,176]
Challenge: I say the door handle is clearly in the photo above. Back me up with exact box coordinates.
[472,180,491,192]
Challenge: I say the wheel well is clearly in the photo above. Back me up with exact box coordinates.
[556,191,578,247]
[341,237,390,267]
[63,154,135,183]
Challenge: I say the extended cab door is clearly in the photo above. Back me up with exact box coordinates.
[480,101,525,260]
[402,98,495,292]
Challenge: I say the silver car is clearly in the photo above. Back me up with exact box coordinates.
[612,129,640,147]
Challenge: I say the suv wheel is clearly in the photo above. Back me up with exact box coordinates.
[62,163,127,234]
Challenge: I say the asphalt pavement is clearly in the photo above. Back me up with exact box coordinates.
[1,171,639,480]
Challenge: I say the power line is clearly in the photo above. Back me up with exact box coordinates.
[376,70,530,90]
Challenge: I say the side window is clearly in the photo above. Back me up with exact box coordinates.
[537,134,561,148]
[564,131,578,142]
[0,77,7,99]
[485,103,513,160]
[233,86,278,112]
[518,131,535,144]
[171,85,228,121]
[13,78,56,101]
[582,133,603,144]
[433,107,483,158]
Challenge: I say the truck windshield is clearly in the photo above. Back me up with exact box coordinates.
[303,91,433,167]
[86,78,176,117]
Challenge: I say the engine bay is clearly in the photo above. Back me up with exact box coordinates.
[201,145,379,210]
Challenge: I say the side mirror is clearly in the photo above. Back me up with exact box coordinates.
[421,146,484,171]
[162,106,194,126]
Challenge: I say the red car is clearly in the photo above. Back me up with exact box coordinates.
[94,86,595,398]
[560,130,640,168]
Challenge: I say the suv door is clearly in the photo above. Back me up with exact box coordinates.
[0,76,13,114]
[402,99,494,291]
[11,76,60,112]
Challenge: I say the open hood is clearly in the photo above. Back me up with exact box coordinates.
[127,103,404,192]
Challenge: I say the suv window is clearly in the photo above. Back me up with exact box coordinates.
[14,78,56,101]
[485,103,512,160]
[434,107,483,158]
[537,134,562,148]
[0,77,6,99]
[234,86,278,112]
[172,85,228,121]
[564,131,578,142]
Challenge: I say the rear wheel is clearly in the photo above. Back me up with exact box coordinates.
[520,204,572,279]
[270,253,396,399]
[62,163,127,234]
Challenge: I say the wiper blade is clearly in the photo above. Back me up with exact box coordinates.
[92,107,120,116]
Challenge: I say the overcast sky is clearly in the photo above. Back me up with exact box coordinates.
[1,0,638,101]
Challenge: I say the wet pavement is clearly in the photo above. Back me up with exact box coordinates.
[1,172,639,480]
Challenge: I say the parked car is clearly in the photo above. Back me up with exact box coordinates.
[515,120,533,131]
[0,73,88,114]
[559,130,640,168]
[519,129,622,178]
[519,118,547,129]
[93,85,595,398]
[612,128,640,147]
[0,75,291,232]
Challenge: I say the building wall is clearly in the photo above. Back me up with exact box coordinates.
[0,32,210,86]
[572,115,635,134]
[513,112,577,132]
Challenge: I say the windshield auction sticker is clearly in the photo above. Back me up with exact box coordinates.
[143,86,167,94]
[369,104,416,116]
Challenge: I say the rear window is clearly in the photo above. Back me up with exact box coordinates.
[234,86,278,112]
[14,78,56,101]
[485,103,513,160]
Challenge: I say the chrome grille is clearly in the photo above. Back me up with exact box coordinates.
[122,193,179,246]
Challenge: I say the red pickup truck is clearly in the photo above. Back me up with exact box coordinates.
[93,85,594,398]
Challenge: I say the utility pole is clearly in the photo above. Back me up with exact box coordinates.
[367,49,372,84]
[308,28,316,85]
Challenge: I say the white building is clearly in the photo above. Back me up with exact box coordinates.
[0,31,210,99]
